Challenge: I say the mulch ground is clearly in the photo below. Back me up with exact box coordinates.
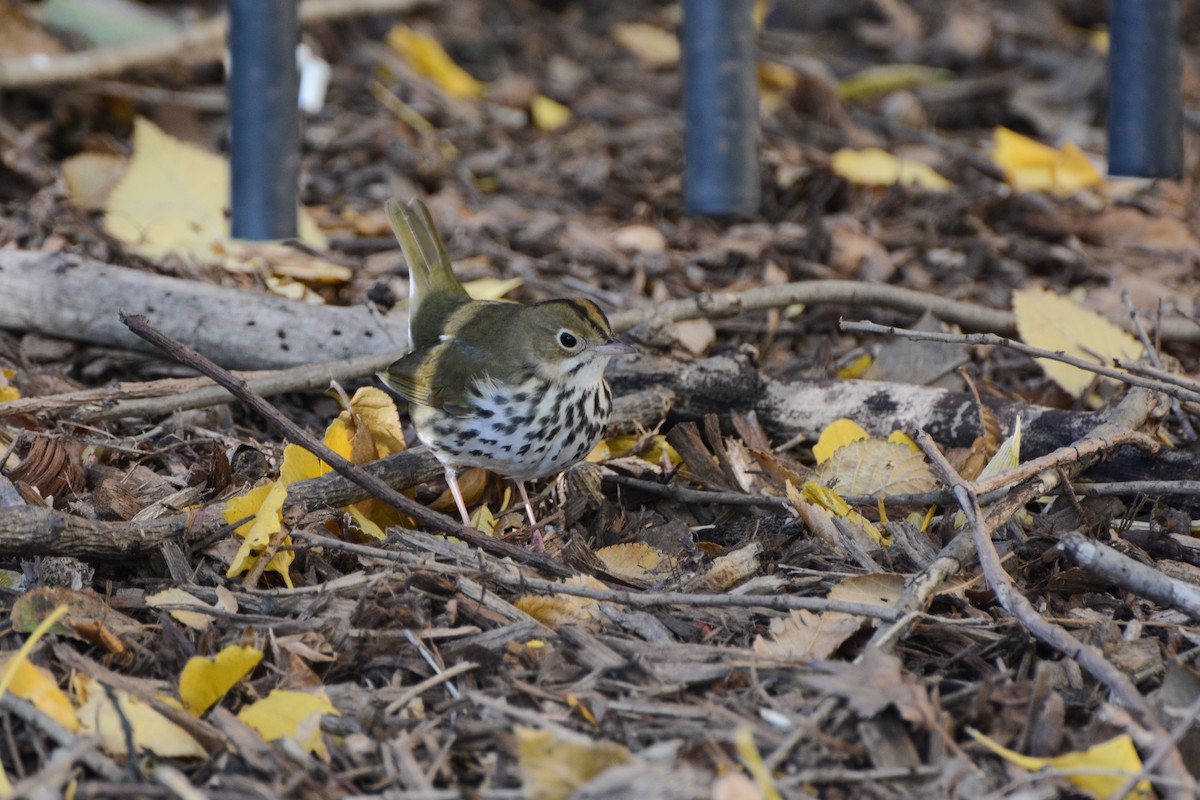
[1,0,1200,797]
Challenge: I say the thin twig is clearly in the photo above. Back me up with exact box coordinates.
[841,319,1200,405]
[294,527,903,619]
[1056,531,1200,621]
[0,695,123,782]
[1121,290,1196,441]
[602,473,789,508]
[1109,691,1200,800]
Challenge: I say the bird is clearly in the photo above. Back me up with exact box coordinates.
[377,198,634,544]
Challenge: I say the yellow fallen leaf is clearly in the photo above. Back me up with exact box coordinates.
[813,418,870,463]
[836,351,873,379]
[387,25,483,99]
[838,64,954,101]
[587,434,680,465]
[813,439,938,497]
[0,656,77,732]
[758,61,798,115]
[515,575,608,627]
[531,94,571,132]
[0,604,70,792]
[104,117,327,262]
[0,368,19,403]
[887,430,920,453]
[993,127,1103,195]
[238,689,339,757]
[595,543,675,583]
[1012,287,1144,400]
[612,22,679,68]
[146,587,214,631]
[516,725,631,800]
[341,386,406,460]
[832,148,951,191]
[462,276,523,301]
[345,504,387,540]
[734,726,782,800]
[223,479,294,588]
[792,480,889,546]
[179,644,263,716]
[77,686,205,758]
[976,416,1021,480]
[967,728,1152,799]
[61,152,128,212]
[430,467,489,515]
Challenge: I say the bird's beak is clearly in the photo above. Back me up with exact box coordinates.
[592,336,636,356]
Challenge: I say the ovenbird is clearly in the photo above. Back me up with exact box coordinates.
[378,199,634,539]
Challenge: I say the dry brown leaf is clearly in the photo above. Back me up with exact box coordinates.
[667,318,716,356]
[753,610,862,661]
[812,439,937,496]
[690,543,761,592]
[612,224,666,254]
[514,575,608,627]
[595,543,675,583]
[612,22,679,68]
[803,647,937,728]
[1079,207,1200,256]
[826,573,906,607]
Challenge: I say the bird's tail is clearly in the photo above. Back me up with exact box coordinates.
[386,198,468,345]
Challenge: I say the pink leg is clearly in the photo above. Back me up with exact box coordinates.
[515,481,544,551]
[446,468,472,526]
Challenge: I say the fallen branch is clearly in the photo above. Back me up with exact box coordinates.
[6,251,1200,375]
[0,252,406,370]
[0,0,431,89]
[1056,531,1200,621]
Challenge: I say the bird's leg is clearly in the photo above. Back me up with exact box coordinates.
[445,468,472,526]
[515,480,544,552]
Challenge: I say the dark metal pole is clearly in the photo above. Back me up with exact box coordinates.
[1108,0,1181,178]
[682,0,760,215]
[228,0,300,239]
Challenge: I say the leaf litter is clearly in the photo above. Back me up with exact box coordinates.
[0,0,1198,797]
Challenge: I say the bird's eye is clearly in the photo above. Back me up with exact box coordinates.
[558,331,578,349]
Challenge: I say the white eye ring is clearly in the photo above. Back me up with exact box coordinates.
[558,330,579,349]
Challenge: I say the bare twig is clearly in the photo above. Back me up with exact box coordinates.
[841,319,1200,405]
[1121,290,1196,441]
[1109,691,1200,800]
[1056,531,1200,621]
[0,695,122,782]
[295,527,904,619]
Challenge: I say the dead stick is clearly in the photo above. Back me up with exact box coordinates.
[1057,531,1200,621]
[119,311,572,578]
[1109,691,1200,800]
[841,319,1200,405]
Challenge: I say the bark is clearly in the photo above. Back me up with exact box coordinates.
[0,251,407,369]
